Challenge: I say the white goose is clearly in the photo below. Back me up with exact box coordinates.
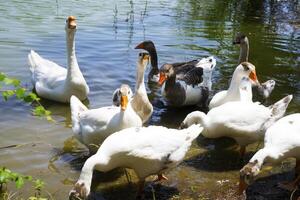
[208,62,259,110]
[181,79,293,156]
[70,53,151,151]
[70,84,141,151]
[69,124,203,200]
[159,56,216,107]
[239,113,300,194]
[28,16,89,103]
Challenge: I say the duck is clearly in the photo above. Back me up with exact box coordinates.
[158,56,216,107]
[134,40,206,83]
[208,62,259,110]
[233,33,275,99]
[180,79,293,156]
[69,124,203,200]
[28,16,89,103]
[70,84,142,151]
[239,113,300,194]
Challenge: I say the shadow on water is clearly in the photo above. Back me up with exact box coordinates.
[246,171,298,200]
[92,181,179,200]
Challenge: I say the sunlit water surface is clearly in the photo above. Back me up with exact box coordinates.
[0,0,299,199]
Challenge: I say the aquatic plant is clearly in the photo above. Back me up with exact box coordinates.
[0,72,53,121]
[0,167,49,200]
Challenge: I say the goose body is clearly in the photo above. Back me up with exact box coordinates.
[69,124,203,199]
[159,56,216,107]
[28,16,89,103]
[209,62,258,109]
[240,113,300,193]
[181,93,293,154]
[70,84,142,150]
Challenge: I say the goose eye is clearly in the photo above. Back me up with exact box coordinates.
[209,58,213,62]
[244,66,249,71]
[139,53,142,57]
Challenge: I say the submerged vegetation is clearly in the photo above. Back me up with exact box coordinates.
[0,167,49,200]
[0,73,51,199]
[0,72,53,121]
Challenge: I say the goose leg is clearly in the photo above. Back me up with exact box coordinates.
[136,180,145,200]
[239,146,246,157]
[154,173,168,182]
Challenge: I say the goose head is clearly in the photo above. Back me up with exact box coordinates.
[69,181,89,200]
[137,52,150,71]
[65,16,77,32]
[135,41,159,78]
[158,64,175,85]
[233,33,248,46]
[238,160,260,194]
[258,79,276,99]
[118,84,132,111]
[234,62,259,86]
[196,56,216,70]
[135,40,156,57]
[112,85,133,107]
[179,111,207,130]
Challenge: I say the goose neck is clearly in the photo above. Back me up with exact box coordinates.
[135,64,146,93]
[66,30,80,80]
[148,48,159,75]
[238,42,249,64]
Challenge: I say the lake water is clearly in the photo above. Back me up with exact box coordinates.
[0,0,299,199]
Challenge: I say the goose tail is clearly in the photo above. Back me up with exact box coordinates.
[269,95,293,120]
[184,124,203,142]
[70,95,87,135]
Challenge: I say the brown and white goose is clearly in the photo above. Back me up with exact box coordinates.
[159,56,216,107]
[233,33,275,99]
[135,40,205,83]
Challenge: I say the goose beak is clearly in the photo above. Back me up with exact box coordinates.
[238,176,248,195]
[68,16,77,29]
[158,72,166,85]
[135,42,144,49]
[121,95,128,111]
[249,70,259,86]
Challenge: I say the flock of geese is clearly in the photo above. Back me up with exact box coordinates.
[27,16,300,199]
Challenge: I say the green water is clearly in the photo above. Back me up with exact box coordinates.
[0,0,299,199]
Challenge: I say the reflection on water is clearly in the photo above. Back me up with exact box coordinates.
[0,0,299,199]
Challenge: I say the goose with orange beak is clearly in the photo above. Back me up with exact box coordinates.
[209,62,260,110]
[158,56,216,107]
[28,16,89,103]
[239,112,300,195]
[70,84,142,153]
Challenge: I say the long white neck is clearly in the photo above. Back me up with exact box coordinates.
[238,41,249,64]
[66,29,81,81]
[249,148,270,169]
[77,155,107,192]
[185,111,209,136]
[227,69,243,99]
[202,70,213,90]
[135,62,146,94]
